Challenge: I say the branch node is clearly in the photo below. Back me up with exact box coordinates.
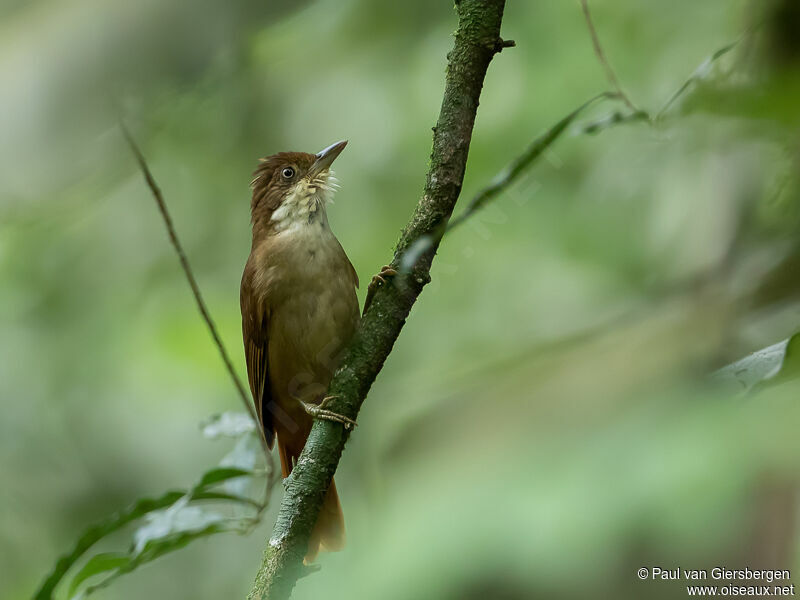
[497,38,516,51]
[487,37,515,54]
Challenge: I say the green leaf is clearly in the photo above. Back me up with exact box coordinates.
[713,332,800,392]
[81,524,238,599]
[190,490,263,510]
[67,495,258,599]
[220,434,259,471]
[765,332,800,386]
[35,467,259,599]
[132,496,226,555]
[135,522,233,562]
[193,467,252,492]
[219,434,261,496]
[202,411,256,438]
[68,553,130,599]
[33,490,185,600]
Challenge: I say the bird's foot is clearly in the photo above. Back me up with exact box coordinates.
[364,265,398,314]
[301,396,357,430]
[371,264,398,288]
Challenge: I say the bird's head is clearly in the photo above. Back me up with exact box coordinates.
[250,140,346,234]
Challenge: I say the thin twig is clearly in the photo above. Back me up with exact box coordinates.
[120,124,259,429]
[400,92,618,272]
[655,40,739,120]
[579,0,638,113]
[437,36,742,238]
[448,92,613,232]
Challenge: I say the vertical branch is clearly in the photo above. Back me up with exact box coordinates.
[246,1,511,598]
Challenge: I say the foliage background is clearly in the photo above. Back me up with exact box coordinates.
[1,0,798,598]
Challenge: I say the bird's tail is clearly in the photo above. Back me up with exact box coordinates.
[278,438,345,563]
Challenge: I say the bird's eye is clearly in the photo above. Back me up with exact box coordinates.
[281,167,295,179]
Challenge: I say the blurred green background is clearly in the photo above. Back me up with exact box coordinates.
[2,0,799,598]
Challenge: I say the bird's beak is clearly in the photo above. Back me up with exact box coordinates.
[310,140,347,175]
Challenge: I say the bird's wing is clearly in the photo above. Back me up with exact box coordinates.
[240,265,275,449]
[333,236,359,289]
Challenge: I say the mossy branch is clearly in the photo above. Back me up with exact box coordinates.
[246,1,510,598]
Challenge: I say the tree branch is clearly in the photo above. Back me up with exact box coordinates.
[246,1,510,598]
[120,124,261,431]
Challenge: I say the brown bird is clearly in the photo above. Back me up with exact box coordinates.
[241,141,392,562]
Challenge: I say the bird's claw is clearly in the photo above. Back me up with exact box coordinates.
[364,265,398,314]
[301,395,357,430]
[371,265,398,287]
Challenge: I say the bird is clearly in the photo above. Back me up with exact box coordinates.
[240,140,394,562]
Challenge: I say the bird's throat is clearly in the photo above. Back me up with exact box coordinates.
[270,179,335,234]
